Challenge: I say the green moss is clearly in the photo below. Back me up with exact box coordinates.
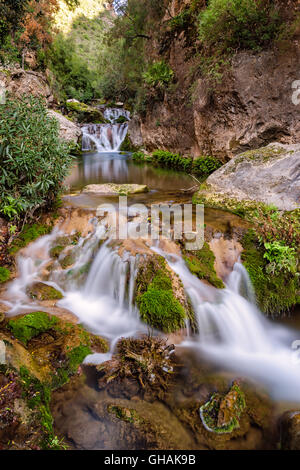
[66,100,106,123]
[183,242,225,289]
[26,282,63,301]
[60,252,76,269]
[224,145,286,176]
[8,312,58,345]
[9,224,52,255]
[67,345,91,373]
[0,267,10,283]
[119,134,137,152]
[241,230,299,315]
[135,255,186,333]
[200,382,246,434]
[108,405,142,424]
[49,245,65,258]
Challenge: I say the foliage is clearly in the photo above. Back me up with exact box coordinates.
[198,0,283,53]
[8,312,58,345]
[263,241,298,275]
[143,61,174,89]
[152,150,193,172]
[0,95,73,221]
[0,267,10,283]
[193,155,222,176]
[20,0,60,49]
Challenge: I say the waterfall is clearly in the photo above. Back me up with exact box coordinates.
[82,123,129,152]
[154,248,300,401]
[82,107,130,152]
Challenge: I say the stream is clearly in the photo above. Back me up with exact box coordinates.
[2,111,300,449]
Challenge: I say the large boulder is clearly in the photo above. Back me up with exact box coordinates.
[66,99,107,124]
[0,68,54,105]
[196,143,300,211]
[48,110,82,143]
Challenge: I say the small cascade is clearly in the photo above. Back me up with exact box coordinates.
[82,122,129,152]
[104,107,130,123]
[82,107,130,152]
[153,247,300,401]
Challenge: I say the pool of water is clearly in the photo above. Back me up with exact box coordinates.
[63,152,196,207]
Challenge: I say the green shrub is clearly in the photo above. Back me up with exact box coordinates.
[0,267,10,283]
[8,312,58,345]
[263,241,298,276]
[0,95,73,221]
[199,0,282,53]
[143,61,174,88]
[193,156,222,176]
[152,150,193,172]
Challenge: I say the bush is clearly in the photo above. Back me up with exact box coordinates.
[0,95,73,221]
[198,0,282,53]
[143,61,174,88]
[192,155,222,176]
[152,150,193,172]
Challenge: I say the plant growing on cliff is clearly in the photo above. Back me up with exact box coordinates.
[143,61,174,89]
[198,0,282,53]
[263,241,298,276]
[0,95,73,222]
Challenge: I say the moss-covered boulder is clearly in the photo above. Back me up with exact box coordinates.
[200,381,246,434]
[241,230,299,315]
[26,282,63,301]
[0,312,109,449]
[119,133,137,152]
[66,99,107,124]
[135,254,192,333]
[82,183,148,196]
[183,242,225,289]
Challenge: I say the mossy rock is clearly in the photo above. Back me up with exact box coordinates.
[26,282,63,301]
[200,381,246,434]
[7,311,58,345]
[66,100,107,124]
[241,230,299,315]
[49,245,65,259]
[59,252,76,269]
[9,224,52,255]
[119,134,137,152]
[0,267,10,283]
[183,242,225,289]
[135,255,188,333]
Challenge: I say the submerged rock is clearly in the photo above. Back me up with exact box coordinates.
[82,183,148,196]
[26,282,63,301]
[195,143,300,211]
[200,381,246,434]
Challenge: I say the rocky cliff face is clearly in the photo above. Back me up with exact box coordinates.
[139,1,300,159]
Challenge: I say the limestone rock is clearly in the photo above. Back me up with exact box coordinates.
[48,110,82,143]
[201,143,300,211]
[26,282,63,301]
[82,183,148,196]
[0,68,54,105]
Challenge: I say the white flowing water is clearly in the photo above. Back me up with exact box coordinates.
[82,107,130,152]
[82,123,129,152]
[152,248,300,402]
[5,223,300,399]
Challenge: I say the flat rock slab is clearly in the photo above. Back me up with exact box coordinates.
[82,183,149,196]
[206,143,300,211]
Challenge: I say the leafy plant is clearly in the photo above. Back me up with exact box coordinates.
[143,61,174,88]
[192,155,222,176]
[198,0,282,53]
[0,95,73,221]
[263,241,298,275]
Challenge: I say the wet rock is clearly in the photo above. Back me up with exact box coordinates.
[280,411,300,450]
[82,183,148,196]
[66,99,107,124]
[26,282,63,301]
[200,381,246,434]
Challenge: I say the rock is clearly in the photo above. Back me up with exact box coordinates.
[82,183,149,196]
[26,282,63,301]
[0,312,5,323]
[48,110,82,143]
[128,116,143,148]
[196,143,300,211]
[280,411,300,450]
[0,68,54,105]
[200,381,246,434]
[66,99,107,124]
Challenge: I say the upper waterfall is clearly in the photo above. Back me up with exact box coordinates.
[82,107,130,152]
